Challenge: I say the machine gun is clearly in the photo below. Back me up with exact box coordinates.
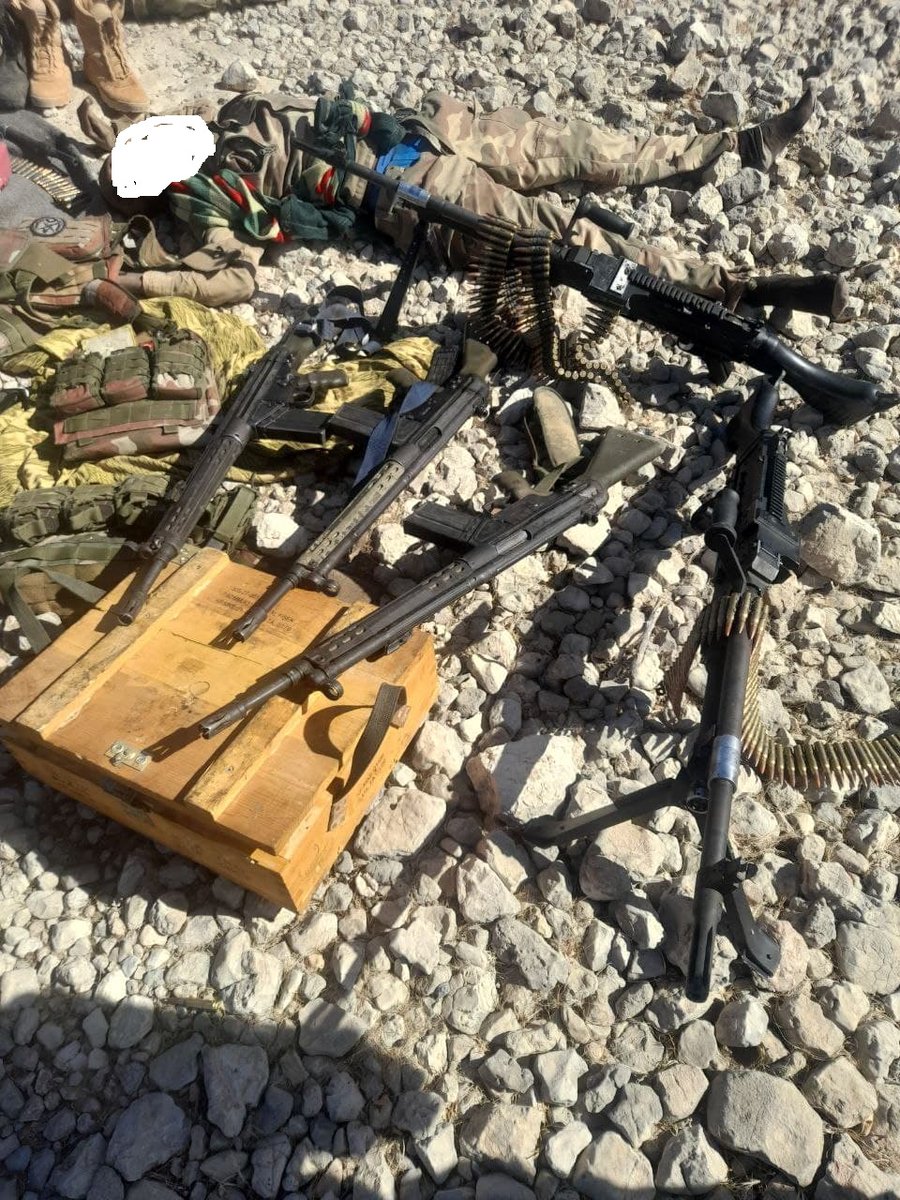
[198,426,667,738]
[521,374,900,1001]
[295,138,896,429]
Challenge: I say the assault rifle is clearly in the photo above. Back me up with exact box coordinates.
[198,426,668,738]
[522,374,800,1001]
[229,338,497,642]
[295,138,896,428]
[112,323,342,625]
[112,322,464,627]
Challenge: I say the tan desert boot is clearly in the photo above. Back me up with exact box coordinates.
[71,0,148,116]
[9,0,73,110]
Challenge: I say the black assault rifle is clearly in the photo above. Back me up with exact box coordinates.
[295,138,896,428]
[228,338,498,642]
[198,426,668,738]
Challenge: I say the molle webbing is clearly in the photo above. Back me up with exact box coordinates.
[665,591,900,791]
[468,220,630,404]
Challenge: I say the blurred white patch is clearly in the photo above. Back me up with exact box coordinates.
[111,116,216,198]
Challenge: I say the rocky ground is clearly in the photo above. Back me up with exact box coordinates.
[3,0,900,1198]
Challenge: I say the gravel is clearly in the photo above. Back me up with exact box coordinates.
[2,1,900,1197]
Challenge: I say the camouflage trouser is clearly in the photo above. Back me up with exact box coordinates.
[376,93,747,303]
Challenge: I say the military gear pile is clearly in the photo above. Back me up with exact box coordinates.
[1,475,256,550]
[0,476,257,652]
[46,328,221,463]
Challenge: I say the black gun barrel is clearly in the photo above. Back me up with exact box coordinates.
[685,616,754,1002]
[112,327,319,625]
[199,476,606,737]
[230,364,493,642]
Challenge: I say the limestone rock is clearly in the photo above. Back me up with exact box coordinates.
[835,922,900,994]
[800,504,881,585]
[105,1093,190,1182]
[354,787,446,858]
[458,1104,543,1183]
[655,1125,729,1194]
[706,1070,824,1186]
[456,855,520,923]
[202,1044,269,1137]
[572,1131,655,1200]
[803,1058,878,1127]
[467,733,582,823]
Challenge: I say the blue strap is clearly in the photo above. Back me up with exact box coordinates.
[353,380,438,484]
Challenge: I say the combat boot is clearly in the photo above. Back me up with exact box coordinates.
[10,0,73,110]
[71,0,148,116]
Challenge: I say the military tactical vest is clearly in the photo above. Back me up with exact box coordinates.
[45,327,220,463]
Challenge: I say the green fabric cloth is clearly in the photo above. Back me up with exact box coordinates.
[166,85,408,247]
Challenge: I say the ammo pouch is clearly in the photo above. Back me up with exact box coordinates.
[0,214,127,357]
[47,328,221,462]
[0,478,257,652]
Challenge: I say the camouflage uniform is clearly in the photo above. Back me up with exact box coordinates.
[140,90,747,308]
[372,93,745,303]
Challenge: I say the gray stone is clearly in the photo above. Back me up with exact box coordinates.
[478,1049,534,1095]
[775,993,844,1058]
[835,922,900,994]
[572,1131,655,1200]
[126,1184,182,1200]
[220,58,259,91]
[251,1134,291,1199]
[388,916,442,974]
[355,787,446,858]
[653,1064,708,1120]
[353,1146,395,1200]
[818,981,869,1033]
[719,167,769,209]
[607,1082,663,1147]
[715,997,768,1047]
[855,1018,900,1081]
[325,1070,366,1122]
[841,662,892,715]
[800,504,881,585]
[409,720,467,777]
[467,734,582,823]
[107,996,154,1051]
[532,1049,588,1106]
[491,918,569,990]
[458,1104,543,1183]
[105,1093,189,1182]
[580,825,665,901]
[706,1071,824,1186]
[803,1058,878,1127]
[202,1043,269,1137]
[544,1120,592,1177]
[90,1166,124,1200]
[655,1125,729,1194]
[289,913,339,956]
[456,856,520,923]
[49,1133,106,1199]
[298,999,369,1056]
[149,1035,203,1091]
[815,1133,900,1200]
[393,1091,445,1139]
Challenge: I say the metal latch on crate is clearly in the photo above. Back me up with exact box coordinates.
[106,741,150,771]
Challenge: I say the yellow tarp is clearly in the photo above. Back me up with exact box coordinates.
[0,297,436,506]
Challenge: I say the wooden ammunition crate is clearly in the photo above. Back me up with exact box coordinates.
[0,548,438,909]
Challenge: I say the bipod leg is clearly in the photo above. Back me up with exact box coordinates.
[374,212,430,343]
[724,861,780,981]
[520,773,695,848]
